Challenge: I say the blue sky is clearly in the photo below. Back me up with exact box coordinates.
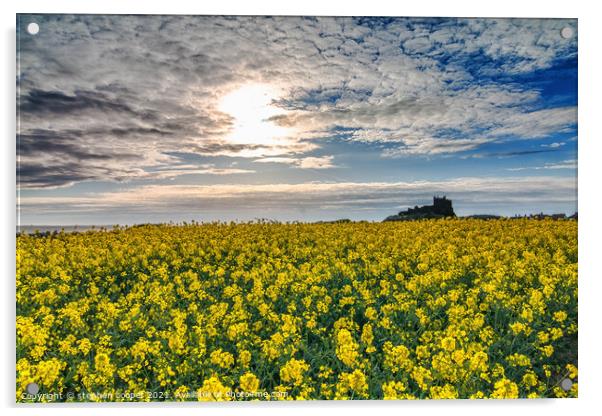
[17,15,577,224]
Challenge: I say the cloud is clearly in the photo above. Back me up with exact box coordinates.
[506,159,577,171]
[541,142,566,148]
[20,89,149,118]
[381,137,490,157]
[254,155,336,169]
[17,15,577,189]
[19,176,576,221]
[298,156,335,169]
[17,126,254,188]
[253,157,298,165]
[486,107,577,138]
[484,149,560,158]
[17,126,179,188]
[145,164,255,178]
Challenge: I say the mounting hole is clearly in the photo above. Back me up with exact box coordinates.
[560,26,574,39]
[26,382,39,395]
[26,22,39,35]
[560,378,573,391]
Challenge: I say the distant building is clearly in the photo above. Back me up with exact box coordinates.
[384,196,456,221]
[509,212,574,220]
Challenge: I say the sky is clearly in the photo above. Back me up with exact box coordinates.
[17,15,578,225]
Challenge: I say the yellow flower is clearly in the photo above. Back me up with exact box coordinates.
[174,385,190,401]
[94,352,114,378]
[335,329,360,367]
[492,378,519,399]
[382,381,407,400]
[539,345,554,357]
[318,365,333,379]
[509,322,527,335]
[58,334,78,355]
[411,366,433,391]
[566,363,578,379]
[15,219,577,401]
[440,337,456,352]
[335,369,368,399]
[77,338,92,355]
[239,372,260,392]
[537,331,550,344]
[365,307,377,321]
[553,311,568,323]
[384,342,412,373]
[360,323,376,353]
[520,308,533,322]
[469,351,488,373]
[507,353,531,367]
[239,350,252,367]
[280,358,309,386]
[550,327,563,340]
[415,345,430,360]
[227,322,248,340]
[197,375,232,401]
[36,358,66,387]
[429,384,458,399]
[522,372,538,387]
[16,316,48,360]
[451,349,466,365]
[210,349,235,369]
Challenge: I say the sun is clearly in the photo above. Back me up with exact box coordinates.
[218,84,292,146]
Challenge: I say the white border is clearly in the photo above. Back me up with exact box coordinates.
[3,1,601,416]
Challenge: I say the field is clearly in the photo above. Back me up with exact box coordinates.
[16,219,578,401]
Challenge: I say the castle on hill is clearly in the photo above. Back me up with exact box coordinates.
[384,196,456,221]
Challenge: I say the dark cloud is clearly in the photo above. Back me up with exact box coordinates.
[17,127,169,188]
[20,89,143,116]
[488,149,561,158]
[18,129,141,160]
[18,163,102,189]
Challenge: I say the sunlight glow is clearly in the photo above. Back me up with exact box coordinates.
[218,84,293,146]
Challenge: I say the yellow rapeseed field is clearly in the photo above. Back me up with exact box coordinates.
[16,219,578,401]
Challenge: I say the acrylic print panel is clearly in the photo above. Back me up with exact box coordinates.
[16,15,578,402]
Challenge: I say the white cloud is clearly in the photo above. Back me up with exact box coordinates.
[19,176,576,218]
[541,142,566,148]
[506,159,577,171]
[254,155,336,169]
[298,156,336,169]
[18,15,577,189]
[486,107,577,138]
[146,164,255,178]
